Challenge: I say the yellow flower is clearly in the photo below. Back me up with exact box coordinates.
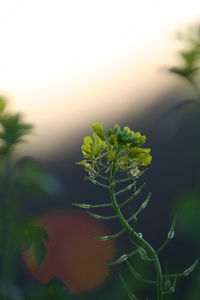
[81,144,92,157]
[132,132,146,146]
[83,136,93,145]
[123,126,131,133]
[92,122,105,140]
[81,129,108,158]
[79,122,152,168]
[141,154,152,166]
[81,136,93,157]
[129,147,152,166]
[109,134,117,145]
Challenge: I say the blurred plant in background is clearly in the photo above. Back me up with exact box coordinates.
[164,23,200,300]
[170,23,200,96]
[0,97,70,299]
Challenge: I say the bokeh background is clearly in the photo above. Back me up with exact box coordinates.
[1,0,200,299]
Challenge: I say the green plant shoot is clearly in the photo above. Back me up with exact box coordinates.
[0,97,49,288]
[75,122,198,300]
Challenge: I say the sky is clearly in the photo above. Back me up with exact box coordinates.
[0,0,200,157]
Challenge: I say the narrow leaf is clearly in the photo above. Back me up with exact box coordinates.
[106,254,129,266]
[72,202,111,209]
[170,277,177,294]
[119,274,138,300]
[126,261,156,284]
[115,182,135,196]
[129,238,153,262]
[34,241,46,265]
[135,193,151,217]
[183,258,199,276]
[87,211,117,220]
[23,239,33,251]
[134,168,149,178]
[87,177,109,188]
[156,215,178,254]
[126,261,142,280]
[119,183,146,208]
[167,214,177,240]
[107,248,139,266]
[94,228,125,240]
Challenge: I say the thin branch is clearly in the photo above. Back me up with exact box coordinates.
[115,182,135,196]
[87,177,110,188]
[87,211,117,220]
[72,202,111,209]
[119,183,146,208]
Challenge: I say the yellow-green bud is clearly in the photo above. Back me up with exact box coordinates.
[109,134,117,145]
[92,122,105,140]
[83,136,93,145]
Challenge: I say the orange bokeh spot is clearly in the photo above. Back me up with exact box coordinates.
[23,210,115,294]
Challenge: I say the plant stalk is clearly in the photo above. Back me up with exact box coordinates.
[109,152,163,300]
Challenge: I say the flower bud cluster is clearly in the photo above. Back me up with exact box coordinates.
[77,122,152,172]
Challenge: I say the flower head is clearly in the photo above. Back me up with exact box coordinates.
[78,122,152,172]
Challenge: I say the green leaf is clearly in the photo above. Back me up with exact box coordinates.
[46,277,71,300]
[119,274,138,300]
[126,261,142,281]
[183,258,199,276]
[169,66,198,81]
[34,240,46,265]
[180,50,198,67]
[162,278,177,295]
[107,248,140,266]
[170,277,177,294]
[94,228,125,240]
[115,182,136,196]
[0,113,33,149]
[129,238,153,261]
[87,211,117,220]
[72,203,92,209]
[119,183,146,208]
[106,254,129,266]
[126,261,155,285]
[23,238,33,251]
[87,177,109,188]
[140,192,151,209]
[22,225,49,265]
[72,202,111,209]
[167,214,177,240]
[134,193,151,217]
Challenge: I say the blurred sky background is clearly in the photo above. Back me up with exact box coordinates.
[1,0,200,158]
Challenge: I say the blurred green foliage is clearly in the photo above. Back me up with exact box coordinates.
[21,225,49,265]
[0,97,65,299]
[170,24,200,89]
[25,278,71,300]
[162,23,200,300]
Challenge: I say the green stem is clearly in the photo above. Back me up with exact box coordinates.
[156,239,170,255]
[110,151,163,300]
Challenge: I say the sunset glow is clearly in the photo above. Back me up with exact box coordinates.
[0,0,200,156]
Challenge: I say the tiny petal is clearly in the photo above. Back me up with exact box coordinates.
[123,126,131,133]
[83,136,93,145]
[109,134,117,145]
[92,122,105,140]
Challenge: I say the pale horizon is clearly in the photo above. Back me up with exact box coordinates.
[0,0,200,157]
